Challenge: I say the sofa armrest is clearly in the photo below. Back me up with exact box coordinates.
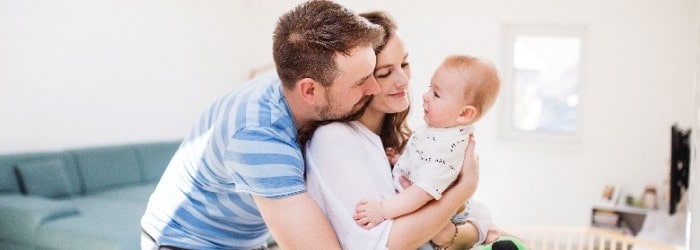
[0,195,79,244]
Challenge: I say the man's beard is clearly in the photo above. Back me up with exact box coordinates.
[318,91,372,121]
[297,93,373,148]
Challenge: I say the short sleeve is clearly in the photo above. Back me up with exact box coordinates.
[226,126,305,199]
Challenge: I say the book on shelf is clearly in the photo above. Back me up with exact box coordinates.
[592,210,620,227]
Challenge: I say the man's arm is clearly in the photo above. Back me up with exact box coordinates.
[386,135,479,249]
[254,193,341,250]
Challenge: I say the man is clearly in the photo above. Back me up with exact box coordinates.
[140,1,384,249]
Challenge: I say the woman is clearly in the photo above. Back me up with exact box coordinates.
[304,11,490,249]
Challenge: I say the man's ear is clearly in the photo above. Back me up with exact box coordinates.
[297,78,320,105]
[457,105,478,124]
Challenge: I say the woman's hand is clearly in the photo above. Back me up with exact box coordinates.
[385,135,480,249]
[460,134,479,188]
[398,175,412,189]
[484,227,517,244]
[385,147,400,166]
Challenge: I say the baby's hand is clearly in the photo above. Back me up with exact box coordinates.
[353,199,385,230]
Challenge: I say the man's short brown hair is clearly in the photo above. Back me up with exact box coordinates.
[273,0,385,88]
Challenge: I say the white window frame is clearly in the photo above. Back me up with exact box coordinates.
[500,25,588,144]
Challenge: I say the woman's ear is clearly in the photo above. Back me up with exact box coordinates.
[457,105,478,124]
[297,78,320,105]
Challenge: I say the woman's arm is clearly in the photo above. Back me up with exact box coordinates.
[430,199,493,249]
[386,135,479,249]
[430,221,480,249]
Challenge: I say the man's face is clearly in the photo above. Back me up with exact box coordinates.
[317,46,380,120]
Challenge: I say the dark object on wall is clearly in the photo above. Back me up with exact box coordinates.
[670,124,691,215]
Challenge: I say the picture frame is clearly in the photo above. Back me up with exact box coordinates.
[601,185,620,205]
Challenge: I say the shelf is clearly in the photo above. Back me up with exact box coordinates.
[591,204,653,236]
[592,203,655,215]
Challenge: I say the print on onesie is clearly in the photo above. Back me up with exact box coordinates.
[392,124,474,200]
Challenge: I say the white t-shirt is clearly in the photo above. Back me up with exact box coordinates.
[393,125,474,199]
[306,121,395,250]
[305,121,488,249]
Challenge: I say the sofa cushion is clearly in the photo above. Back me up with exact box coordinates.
[71,146,141,194]
[134,141,180,183]
[0,194,79,245]
[15,158,73,198]
[93,183,157,203]
[0,152,82,196]
[36,197,147,250]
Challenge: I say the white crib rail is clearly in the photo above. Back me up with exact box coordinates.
[500,226,683,250]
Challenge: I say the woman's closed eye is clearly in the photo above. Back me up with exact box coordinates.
[376,70,391,78]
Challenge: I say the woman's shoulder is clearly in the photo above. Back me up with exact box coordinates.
[313,121,358,136]
[308,121,369,146]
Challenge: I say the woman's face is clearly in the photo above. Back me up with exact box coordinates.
[367,34,411,115]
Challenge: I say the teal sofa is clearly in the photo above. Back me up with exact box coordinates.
[0,140,181,250]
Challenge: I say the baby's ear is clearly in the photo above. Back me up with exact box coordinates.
[457,105,478,124]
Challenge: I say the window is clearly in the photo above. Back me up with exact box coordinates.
[502,25,587,143]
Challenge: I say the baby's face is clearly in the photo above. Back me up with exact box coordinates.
[422,65,469,128]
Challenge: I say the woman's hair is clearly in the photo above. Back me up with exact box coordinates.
[273,0,384,89]
[359,11,412,155]
[298,10,412,157]
[359,11,397,55]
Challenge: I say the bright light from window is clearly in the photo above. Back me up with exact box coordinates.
[511,35,582,135]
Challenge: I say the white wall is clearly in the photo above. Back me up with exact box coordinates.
[688,3,700,248]
[1,0,697,232]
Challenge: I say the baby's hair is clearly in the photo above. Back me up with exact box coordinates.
[442,55,501,122]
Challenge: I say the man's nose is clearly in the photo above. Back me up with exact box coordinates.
[365,77,381,95]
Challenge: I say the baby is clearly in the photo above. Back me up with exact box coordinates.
[354,54,500,229]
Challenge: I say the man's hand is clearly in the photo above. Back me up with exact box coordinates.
[353,199,386,230]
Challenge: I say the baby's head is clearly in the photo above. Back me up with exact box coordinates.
[422,54,500,128]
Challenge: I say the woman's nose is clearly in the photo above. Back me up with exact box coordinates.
[394,69,409,88]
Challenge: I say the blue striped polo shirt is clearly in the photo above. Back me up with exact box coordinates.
[141,72,305,249]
